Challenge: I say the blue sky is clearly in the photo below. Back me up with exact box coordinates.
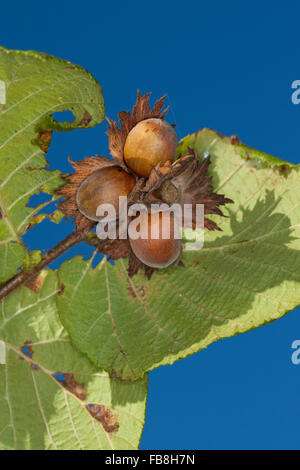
[2,0,300,449]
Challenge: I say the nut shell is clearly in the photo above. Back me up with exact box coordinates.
[76,166,135,222]
[128,211,181,268]
[124,118,177,178]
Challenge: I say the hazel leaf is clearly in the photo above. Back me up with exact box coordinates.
[0,46,105,281]
[57,129,300,380]
[0,270,147,450]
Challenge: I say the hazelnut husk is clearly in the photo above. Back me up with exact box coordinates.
[57,92,233,278]
[130,149,233,231]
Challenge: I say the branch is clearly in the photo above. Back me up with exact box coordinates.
[0,229,102,301]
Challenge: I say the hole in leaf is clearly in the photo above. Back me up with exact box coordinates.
[52,110,75,123]
[92,252,104,268]
[22,219,73,256]
[27,192,53,209]
[21,341,33,358]
[53,372,65,382]
[21,345,33,357]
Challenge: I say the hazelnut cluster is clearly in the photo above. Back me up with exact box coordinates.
[58,92,232,278]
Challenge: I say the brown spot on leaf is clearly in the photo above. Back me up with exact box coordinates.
[127,286,136,298]
[79,110,92,127]
[52,372,87,400]
[127,283,147,299]
[58,283,65,296]
[86,403,119,434]
[230,134,241,145]
[279,164,292,177]
[139,286,146,297]
[37,130,53,153]
[108,370,124,382]
[26,166,45,171]
[109,369,125,381]
[20,340,34,358]
[25,273,44,293]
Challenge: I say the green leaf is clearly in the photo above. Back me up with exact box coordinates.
[57,129,300,380]
[0,270,147,450]
[0,48,146,450]
[0,243,26,284]
[0,46,105,280]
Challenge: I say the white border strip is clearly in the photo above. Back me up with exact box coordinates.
[0,80,6,105]
[0,340,6,364]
